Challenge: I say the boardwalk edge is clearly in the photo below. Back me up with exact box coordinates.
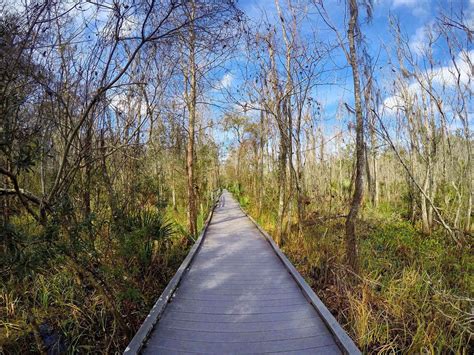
[239,205,361,355]
[123,190,221,355]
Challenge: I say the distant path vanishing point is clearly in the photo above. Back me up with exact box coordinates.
[126,190,360,354]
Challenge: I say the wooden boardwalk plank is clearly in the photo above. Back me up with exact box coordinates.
[151,344,341,355]
[145,325,328,343]
[133,191,359,354]
[160,309,319,323]
[169,298,307,308]
[148,317,328,333]
[143,335,336,353]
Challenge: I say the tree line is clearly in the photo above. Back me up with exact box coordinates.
[223,0,472,269]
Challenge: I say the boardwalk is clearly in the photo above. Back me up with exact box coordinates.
[128,191,359,354]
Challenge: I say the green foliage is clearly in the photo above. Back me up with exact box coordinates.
[1,220,61,279]
[1,198,189,353]
[118,287,142,303]
[238,195,249,208]
[360,220,419,270]
[118,209,174,265]
[226,182,242,196]
[227,183,250,207]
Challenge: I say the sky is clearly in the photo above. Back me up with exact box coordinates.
[211,0,473,153]
[233,0,472,104]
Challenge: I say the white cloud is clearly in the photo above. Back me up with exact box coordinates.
[382,81,419,114]
[110,91,148,117]
[391,0,429,16]
[409,26,429,56]
[217,73,234,89]
[382,50,474,115]
[432,50,474,87]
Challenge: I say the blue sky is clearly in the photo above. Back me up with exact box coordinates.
[212,0,473,152]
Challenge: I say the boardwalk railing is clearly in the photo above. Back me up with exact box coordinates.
[124,191,221,355]
[239,206,361,355]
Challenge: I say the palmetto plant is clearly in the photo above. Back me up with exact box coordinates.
[121,210,174,266]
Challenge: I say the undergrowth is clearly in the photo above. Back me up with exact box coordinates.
[1,196,215,353]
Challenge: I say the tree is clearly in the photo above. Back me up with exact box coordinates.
[344,0,367,273]
[177,0,241,237]
[313,0,373,273]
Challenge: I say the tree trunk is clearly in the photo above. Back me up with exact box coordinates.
[421,176,430,234]
[345,0,365,274]
[100,130,121,224]
[276,136,287,245]
[83,116,93,237]
[185,3,198,237]
[258,108,265,217]
[295,112,303,237]
[186,32,197,236]
[267,29,287,246]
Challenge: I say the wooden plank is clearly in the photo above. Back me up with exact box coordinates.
[183,272,293,283]
[160,309,320,323]
[148,316,327,333]
[180,282,295,290]
[183,275,294,285]
[168,297,307,308]
[146,325,328,343]
[175,282,300,292]
[144,348,197,355]
[191,261,283,268]
[144,344,341,355]
[186,269,287,276]
[163,302,313,315]
[174,292,310,302]
[174,288,303,297]
[143,334,337,353]
[183,266,285,273]
[123,191,221,355]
